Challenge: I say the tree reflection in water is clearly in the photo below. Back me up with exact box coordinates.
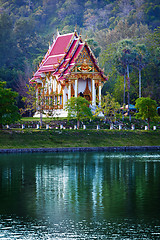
[0,151,160,239]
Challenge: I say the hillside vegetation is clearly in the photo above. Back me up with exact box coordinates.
[0,0,160,107]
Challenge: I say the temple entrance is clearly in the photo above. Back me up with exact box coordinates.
[77,78,91,102]
[83,79,91,102]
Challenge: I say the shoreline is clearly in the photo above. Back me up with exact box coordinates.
[0,146,160,154]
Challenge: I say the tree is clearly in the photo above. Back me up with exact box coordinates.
[87,39,101,58]
[21,81,57,127]
[96,20,150,48]
[0,81,21,128]
[135,97,158,130]
[135,44,150,98]
[95,92,120,123]
[114,61,127,111]
[114,39,137,118]
[20,83,36,117]
[0,13,15,67]
[65,97,92,129]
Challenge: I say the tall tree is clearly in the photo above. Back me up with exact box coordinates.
[95,92,120,123]
[135,97,158,130]
[21,81,57,127]
[135,44,150,98]
[65,97,92,129]
[0,81,21,128]
[114,39,137,118]
[114,61,127,107]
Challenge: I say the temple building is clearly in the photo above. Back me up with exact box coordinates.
[30,30,107,117]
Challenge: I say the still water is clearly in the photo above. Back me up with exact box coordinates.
[0,151,160,239]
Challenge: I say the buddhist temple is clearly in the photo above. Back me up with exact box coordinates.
[30,30,107,117]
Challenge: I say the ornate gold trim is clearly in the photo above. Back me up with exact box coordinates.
[77,60,92,72]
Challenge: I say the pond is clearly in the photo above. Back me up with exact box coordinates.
[0,151,160,239]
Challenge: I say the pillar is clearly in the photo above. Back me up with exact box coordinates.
[45,76,48,94]
[68,81,71,100]
[92,79,96,106]
[36,87,38,110]
[99,83,101,106]
[75,79,78,97]
[63,88,65,109]
[49,76,52,95]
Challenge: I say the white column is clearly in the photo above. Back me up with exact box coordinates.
[49,76,52,95]
[45,76,48,94]
[36,87,39,110]
[68,81,71,99]
[92,79,96,106]
[36,87,38,99]
[53,78,56,92]
[63,88,65,109]
[99,83,101,106]
[75,79,78,97]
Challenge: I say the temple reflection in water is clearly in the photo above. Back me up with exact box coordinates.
[1,151,160,239]
[28,151,160,220]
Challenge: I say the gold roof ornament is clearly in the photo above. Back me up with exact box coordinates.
[57,28,60,36]
[78,59,92,72]
[74,24,77,32]
[85,34,88,41]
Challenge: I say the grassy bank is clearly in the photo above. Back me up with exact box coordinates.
[0,129,160,149]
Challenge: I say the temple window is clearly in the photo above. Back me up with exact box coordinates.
[55,96,57,105]
[45,96,49,109]
[50,96,53,106]
[60,95,62,105]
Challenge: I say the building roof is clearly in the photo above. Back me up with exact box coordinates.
[31,31,107,82]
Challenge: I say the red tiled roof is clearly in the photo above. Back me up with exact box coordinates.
[70,43,84,64]
[31,31,107,82]
[50,33,74,55]
[32,32,75,78]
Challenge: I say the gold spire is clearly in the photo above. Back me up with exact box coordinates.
[74,24,77,32]
[79,30,82,37]
[57,28,60,36]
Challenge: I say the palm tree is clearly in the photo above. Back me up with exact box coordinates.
[135,44,149,98]
[114,64,126,119]
[115,39,137,119]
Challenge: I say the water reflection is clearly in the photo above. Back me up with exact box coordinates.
[0,151,160,239]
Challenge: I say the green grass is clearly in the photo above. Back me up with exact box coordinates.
[0,129,160,149]
[20,117,67,122]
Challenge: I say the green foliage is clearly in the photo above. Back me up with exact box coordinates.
[0,81,21,128]
[115,39,137,67]
[95,92,120,122]
[135,97,158,130]
[87,39,101,58]
[101,27,160,105]
[135,44,150,70]
[145,4,160,28]
[65,97,92,128]
[0,13,22,69]
[0,0,160,113]
[96,20,150,48]
[21,83,36,116]
[21,82,58,126]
